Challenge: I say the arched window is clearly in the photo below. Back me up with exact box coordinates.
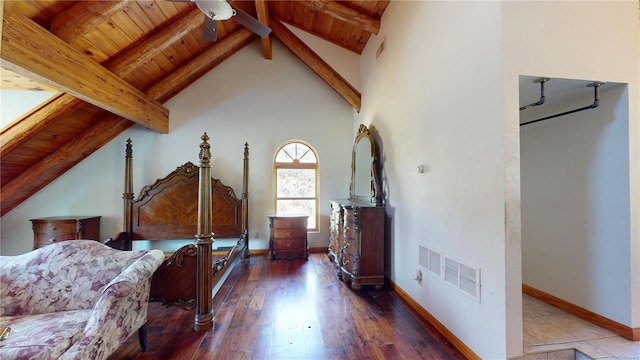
[274,141,318,230]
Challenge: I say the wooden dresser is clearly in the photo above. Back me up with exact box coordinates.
[328,124,385,291]
[30,216,101,249]
[329,200,385,290]
[268,215,308,260]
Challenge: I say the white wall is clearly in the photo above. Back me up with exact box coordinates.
[521,81,631,325]
[357,2,508,358]
[357,0,638,358]
[504,0,639,338]
[0,90,57,129]
[0,38,355,256]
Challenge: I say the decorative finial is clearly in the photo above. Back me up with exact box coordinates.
[125,138,132,157]
[199,132,211,166]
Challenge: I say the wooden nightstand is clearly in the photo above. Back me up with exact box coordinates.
[30,216,101,249]
[267,215,308,260]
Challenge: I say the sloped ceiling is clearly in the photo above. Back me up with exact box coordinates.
[0,0,390,216]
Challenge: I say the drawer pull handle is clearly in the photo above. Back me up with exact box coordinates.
[286,242,291,247]
[286,222,291,227]
[51,227,56,231]
[286,232,292,237]
[49,238,56,242]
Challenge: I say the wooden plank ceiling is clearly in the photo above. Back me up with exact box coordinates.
[0,0,389,216]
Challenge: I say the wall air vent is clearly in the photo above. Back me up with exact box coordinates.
[444,254,481,303]
[419,244,481,302]
[419,244,442,276]
[444,256,459,287]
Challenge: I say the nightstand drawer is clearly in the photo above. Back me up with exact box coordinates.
[271,217,307,229]
[273,239,304,251]
[33,221,77,235]
[34,233,76,247]
[30,216,101,249]
[272,228,307,239]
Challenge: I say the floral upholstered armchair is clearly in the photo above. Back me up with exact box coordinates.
[0,240,164,360]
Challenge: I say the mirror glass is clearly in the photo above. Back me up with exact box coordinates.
[349,124,381,205]
[353,137,372,198]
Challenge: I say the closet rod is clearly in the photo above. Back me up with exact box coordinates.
[520,81,605,127]
[520,77,550,111]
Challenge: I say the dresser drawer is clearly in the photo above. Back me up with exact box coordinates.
[343,223,356,239]
[341,251,356,275]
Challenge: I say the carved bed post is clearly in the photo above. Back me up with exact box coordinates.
[194,133,214,331]
[122,139,134,251]
[242,142,250,258]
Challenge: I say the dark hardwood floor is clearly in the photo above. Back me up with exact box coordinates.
[109,253,466,360]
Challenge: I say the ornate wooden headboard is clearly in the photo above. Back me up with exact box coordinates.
[108,139,249,256]
[130,162,243,240]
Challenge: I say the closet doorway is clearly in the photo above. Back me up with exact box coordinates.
[518,75,632,354]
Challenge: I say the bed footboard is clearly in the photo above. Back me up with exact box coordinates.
[149,235,245,310]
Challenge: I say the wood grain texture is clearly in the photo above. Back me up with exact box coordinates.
[0,115,133,216]
[49,0,132,42]
[1,0,390,224]
[254,0,272,59]
[146,27,256,103]
[104,8,204,78]
[0,93,79,156]
[108,253,466,360]
[1,9,169,133]
[307,0,380,34]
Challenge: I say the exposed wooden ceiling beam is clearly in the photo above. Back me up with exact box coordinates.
[269,18,361,111]
[255,0,272,60]
[1,9,169,133]
[0,21,248,215]
[0,94,82,155]
[307,0,380,35]
[0,67,57,91]
[105,8,204,76]
[2,7,205,156]
[147,27,257,103]
[0,115,134,216]
[49,0,132,42]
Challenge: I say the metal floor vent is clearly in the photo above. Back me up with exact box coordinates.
[419,245,481,302]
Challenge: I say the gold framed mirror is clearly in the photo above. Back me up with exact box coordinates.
[349,124,382,205]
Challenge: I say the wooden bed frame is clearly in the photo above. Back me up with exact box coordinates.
[106,133,249,331]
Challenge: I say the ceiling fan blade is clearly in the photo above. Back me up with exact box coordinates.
[202,16,218,42]
[230,5,272,38]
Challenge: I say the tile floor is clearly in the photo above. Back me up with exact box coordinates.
[522,293,640,360]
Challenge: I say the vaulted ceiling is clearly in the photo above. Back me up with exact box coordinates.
[0,0,390,216]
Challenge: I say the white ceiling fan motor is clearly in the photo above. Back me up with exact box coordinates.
[194,0,235,20]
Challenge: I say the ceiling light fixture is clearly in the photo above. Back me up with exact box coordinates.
[194,0,235,20]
